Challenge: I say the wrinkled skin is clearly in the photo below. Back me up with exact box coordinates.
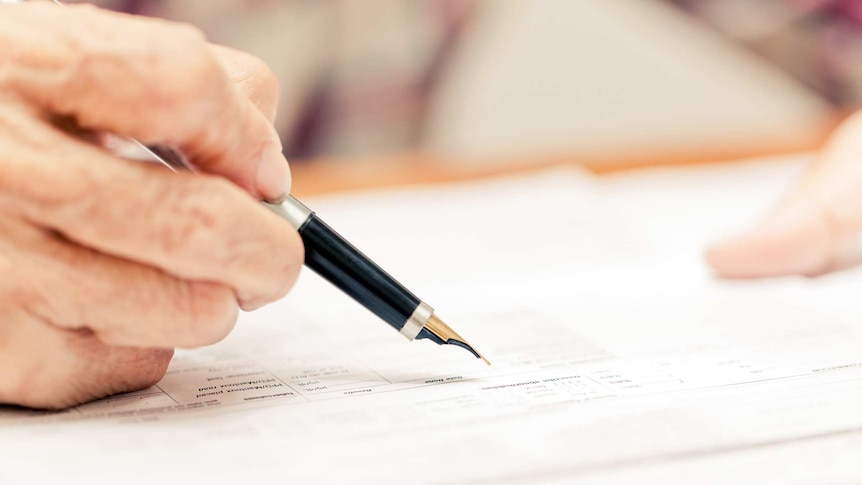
[0,3,302,409]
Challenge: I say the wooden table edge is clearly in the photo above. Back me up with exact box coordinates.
[289,113,845,198]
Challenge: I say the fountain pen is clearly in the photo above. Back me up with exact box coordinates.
[145,146,489,365]
[266,197,489,364]
[19,0,489,364]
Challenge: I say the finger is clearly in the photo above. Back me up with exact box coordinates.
[705,200,837,278]
[3,119,303,310]
[706,112,862,279]
[1,3,290,201]
[6,220,239,348]
[0,317,173,410]
[212,45,280,123]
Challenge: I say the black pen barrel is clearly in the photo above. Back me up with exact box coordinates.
[298,214,422,333]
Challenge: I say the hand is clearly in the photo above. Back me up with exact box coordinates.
[0,4,302,408]
[706,111,862,279]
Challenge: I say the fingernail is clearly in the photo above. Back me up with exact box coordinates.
[256,140,291,202]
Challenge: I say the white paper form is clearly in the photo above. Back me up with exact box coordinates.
[5,155,862,485]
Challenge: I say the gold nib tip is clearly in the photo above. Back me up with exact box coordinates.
[424,314,491,365]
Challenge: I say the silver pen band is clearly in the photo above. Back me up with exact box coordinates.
[400,302,434,341]
[264,196,313,230]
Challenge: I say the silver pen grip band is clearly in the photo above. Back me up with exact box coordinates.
[264,196,313,230]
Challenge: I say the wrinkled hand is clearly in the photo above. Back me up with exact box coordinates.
[707,111,862,279]
[0,4,302,408]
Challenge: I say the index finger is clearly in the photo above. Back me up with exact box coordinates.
[0,3,290,201]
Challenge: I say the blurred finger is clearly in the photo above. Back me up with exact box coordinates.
[706,111,862,278]
[705,200,837,278]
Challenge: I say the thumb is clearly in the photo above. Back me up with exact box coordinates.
[705,199,838,278]
[706,111,862,279]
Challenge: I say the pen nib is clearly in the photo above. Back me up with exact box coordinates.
[421,315,491,365]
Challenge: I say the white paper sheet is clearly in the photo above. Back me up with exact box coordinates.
[5,154,862,485]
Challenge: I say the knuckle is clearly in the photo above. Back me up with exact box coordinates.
[233,52,280,109]
[155,25,214,92]
[175,281,237,347]
[147,27,224,125]
[231,49,276,82]
[155,176,234,264]
[165,22,208,46]
[246,55,279,95]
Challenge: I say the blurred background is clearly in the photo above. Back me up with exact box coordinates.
[89,0,856,179]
